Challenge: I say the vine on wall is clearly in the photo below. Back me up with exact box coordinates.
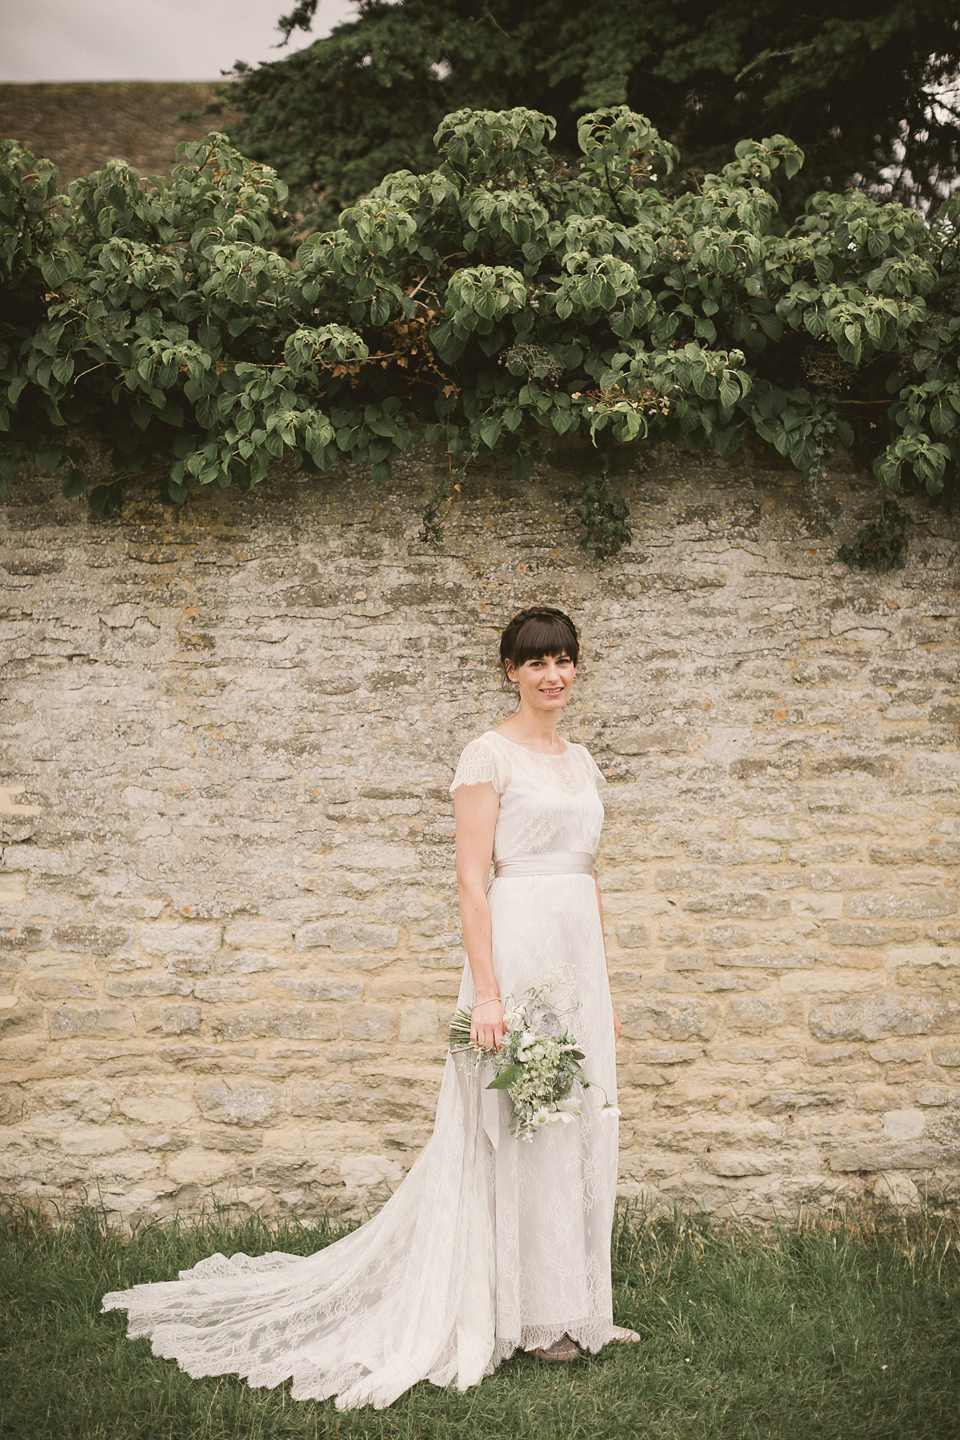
[1,107,958,562]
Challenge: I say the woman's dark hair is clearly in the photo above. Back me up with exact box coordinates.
[499,606,580,680]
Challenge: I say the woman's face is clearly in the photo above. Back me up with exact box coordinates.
[505,651,576,713]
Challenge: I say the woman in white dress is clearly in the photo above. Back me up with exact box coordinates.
[102,604,637,1409]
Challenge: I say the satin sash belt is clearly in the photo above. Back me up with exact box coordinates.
[493,850,594,878]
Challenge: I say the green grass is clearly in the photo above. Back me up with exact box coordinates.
[2,1201,958,1440]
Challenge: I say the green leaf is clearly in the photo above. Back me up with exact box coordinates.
[487,1065,521,1091]
[61,467,87,499]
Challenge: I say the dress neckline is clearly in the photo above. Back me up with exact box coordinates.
[486,730,570,758]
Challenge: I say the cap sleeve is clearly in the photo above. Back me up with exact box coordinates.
[449,735,511,794]
[573,742,606,786]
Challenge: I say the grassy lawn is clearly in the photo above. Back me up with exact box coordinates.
[1,1201,958,1440]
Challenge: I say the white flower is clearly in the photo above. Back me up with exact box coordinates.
[601,1104,621,1119]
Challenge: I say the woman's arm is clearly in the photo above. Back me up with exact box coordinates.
[454,781,505,1050]
[594,872,622,1043]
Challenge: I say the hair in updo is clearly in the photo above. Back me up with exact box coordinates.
[499,606,580,685]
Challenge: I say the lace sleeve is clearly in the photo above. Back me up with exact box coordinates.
[573,743,607,786]
[449,736,511,794]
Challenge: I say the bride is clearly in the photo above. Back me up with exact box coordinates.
[102,604,638,1409]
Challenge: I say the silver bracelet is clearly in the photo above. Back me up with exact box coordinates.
[471,997,501,1011]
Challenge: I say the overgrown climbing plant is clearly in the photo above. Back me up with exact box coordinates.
[1,107,959,562]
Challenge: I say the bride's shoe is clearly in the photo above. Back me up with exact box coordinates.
[536,1334,581,1361]
[611,1325,642,1342]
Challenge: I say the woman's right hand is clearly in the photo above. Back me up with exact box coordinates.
[471,996,505,1051]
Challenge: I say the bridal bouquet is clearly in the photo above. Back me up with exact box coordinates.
[449,986,618,1142]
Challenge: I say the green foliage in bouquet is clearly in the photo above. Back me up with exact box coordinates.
[2,109,960,564]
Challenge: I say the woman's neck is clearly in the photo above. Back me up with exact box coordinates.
[497,707,565,753]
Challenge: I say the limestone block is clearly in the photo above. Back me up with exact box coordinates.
[328,843,419,873]
[829,1141,943,1172]
[804,867,886,892]
[882,1108,926,1141]
[633,1042,704,1064]
[51,924,134,954]
[705,1151,774,1177]
[620,1064,666,1087]
[209,1008,338,1042]
[728,996,802,1031]
[295,921,400,952]
[25,1080,114,1125]
[199,1126,263,1153]
[140,923,223,957]
[868,1041,927,1063]
[0,1001,42,1036]
[25,974,96,1000]
[214,950,284,975]
[615,922,650,948]
[339,1154,404,1190]
[872,1171,920,1206]
[105,974,193,997]
[49,1005,134,1037]
[342,1004,399,1041]
[223,921,295,949]
[884,946,960,969]
[665,952,708,972]
[142,1004,201,1035]
[613,895,675,918]
[810,996,960,1042]
[655,867,721,892]
[622,998,719,1042]
[398,1000,439,1044]
[780,969,877,993]
[57,1126,128,1155]
[195,1080,282,1127]
[272,976,363,1002]
[289,1078,426,1123]
[714,950,814,970]
[790,894,844,919]
[844,891,957,920]
[828,922,920,947]
[117,1093,195,1125]
[0,1085,24,1124]
[167,1148,235,1185]
[683,893,788,920]
[933,1045,960,1067]
[704,924,754,950]
[659,924,699,947]
[904,753,960,794]
[193,978,253,1002]
[0,924,51,954]
[916,1086,955,1106]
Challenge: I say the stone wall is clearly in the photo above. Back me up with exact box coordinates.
[2,444,959,1226]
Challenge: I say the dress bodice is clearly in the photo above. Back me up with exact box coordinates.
[450,731,605,861]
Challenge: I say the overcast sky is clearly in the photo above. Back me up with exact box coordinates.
[0,0,357,83]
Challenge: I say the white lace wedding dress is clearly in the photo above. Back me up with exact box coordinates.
[102,730,623,1409]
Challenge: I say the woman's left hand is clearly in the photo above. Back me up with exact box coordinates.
[612,1003,622,1043]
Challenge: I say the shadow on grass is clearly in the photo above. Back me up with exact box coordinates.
[1,1197,958,1440]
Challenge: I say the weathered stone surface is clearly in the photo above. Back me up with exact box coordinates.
[195,1081,282,1128]
[810,996,960,1043]
[622,998,720,1042]
[48,1006,135,1037]
[51,925,134,955]
[140,924,223,958]
[2,448,959,1221]
[728,997,802,1031]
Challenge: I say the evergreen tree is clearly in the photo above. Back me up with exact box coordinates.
[222,0,960,225]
